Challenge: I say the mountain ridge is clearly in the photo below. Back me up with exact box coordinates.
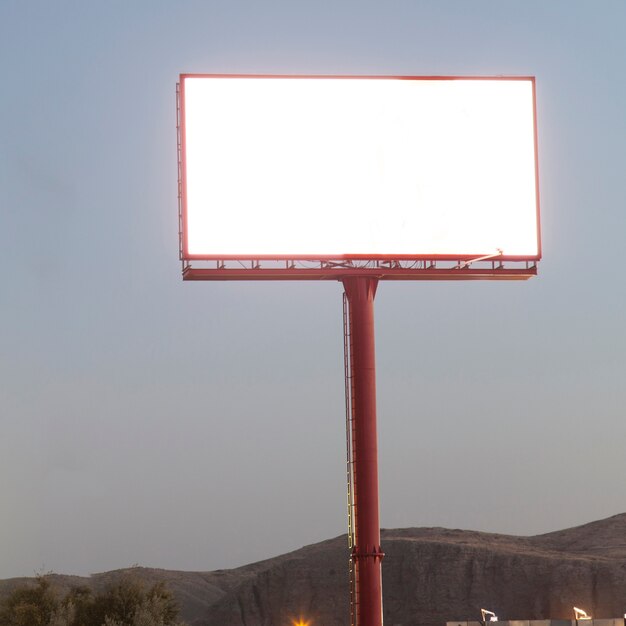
[3,513,626,626]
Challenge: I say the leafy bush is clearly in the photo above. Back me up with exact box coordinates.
[0,577,58,626]
[0,575,186,626]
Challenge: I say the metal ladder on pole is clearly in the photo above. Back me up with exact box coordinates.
[343,292,358,626]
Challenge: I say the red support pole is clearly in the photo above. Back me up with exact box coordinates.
[343,276,384,626]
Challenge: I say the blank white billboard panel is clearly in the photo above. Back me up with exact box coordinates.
[180,75,540,260]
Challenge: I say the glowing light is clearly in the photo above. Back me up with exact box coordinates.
[574,607,591,620]
[292,619,311,626]
[181,75,539,259]
[481,609,498,622]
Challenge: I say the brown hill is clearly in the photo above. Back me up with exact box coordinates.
[3,514,626,626]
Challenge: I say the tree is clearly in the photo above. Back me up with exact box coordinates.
[0,576,58,626]
[0,575,186,626]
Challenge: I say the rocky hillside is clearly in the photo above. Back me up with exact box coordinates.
[3,514,626,626]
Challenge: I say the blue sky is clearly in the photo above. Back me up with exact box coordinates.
[1,0,625,579]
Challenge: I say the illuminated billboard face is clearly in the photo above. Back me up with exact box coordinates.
[179,75,540,261]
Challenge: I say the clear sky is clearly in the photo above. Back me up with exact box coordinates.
[1,0,625,580]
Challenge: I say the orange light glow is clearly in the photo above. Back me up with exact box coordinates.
[292,619,311,626]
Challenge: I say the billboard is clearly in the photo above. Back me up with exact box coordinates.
[177,75,541,278]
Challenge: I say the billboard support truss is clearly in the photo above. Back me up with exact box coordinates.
[181,257,537,281]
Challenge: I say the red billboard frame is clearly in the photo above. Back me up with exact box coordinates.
[177,74,541,281]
